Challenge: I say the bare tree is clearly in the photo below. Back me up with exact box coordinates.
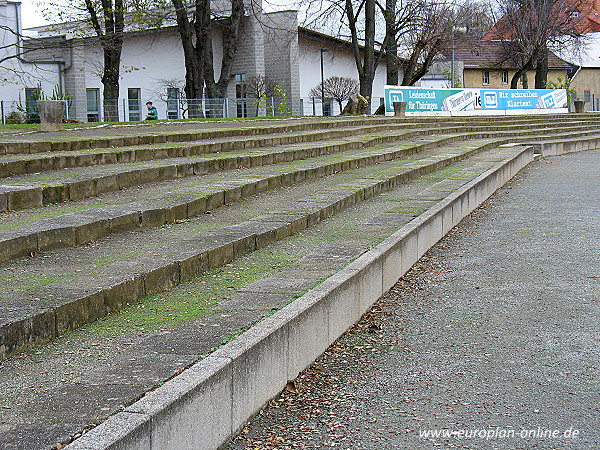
[82,0,124,121]
[245,75,277,98]
[309,76,359,110]
[40,0,160,121]
[488,0,591,88]
[171,0,245,114]
[380,0,493,87]
[398,1,456,86]
[345,0,388,103]
[244,74,277,115]
[302,0,389,104]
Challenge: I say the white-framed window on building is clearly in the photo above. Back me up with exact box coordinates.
[167,87,180,119]
[128,88,141,121]
[482,71,490,85]
[501,70,509,84]
[584,90,591,102]
[86,88,100,122]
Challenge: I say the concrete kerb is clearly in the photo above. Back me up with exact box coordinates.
[536,135,600,157]
[65,143,546,450]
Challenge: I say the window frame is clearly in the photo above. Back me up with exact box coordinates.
[482,71,490,85]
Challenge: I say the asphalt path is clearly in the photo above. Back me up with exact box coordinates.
[228,149,600,449]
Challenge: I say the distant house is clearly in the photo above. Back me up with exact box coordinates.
[556,32,600,110]
[452,41,571,89]
[0,0,386,122]
[416,41,571,90]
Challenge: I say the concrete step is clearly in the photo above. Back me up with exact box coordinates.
[1,114,598,157]
[0,134,493,264]
[0,139,508,358]
[0,125,451,211]
[3,117,596,179]
[0,121,426,177]
[1,120,597,214]
[0,117,394,155]
[0,143,534,448]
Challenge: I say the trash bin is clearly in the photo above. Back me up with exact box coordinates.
[574,100,585,113]
[393,101,407,117]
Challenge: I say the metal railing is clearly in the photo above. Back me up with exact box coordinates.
[0,96,386,124]
[299,97,385,116]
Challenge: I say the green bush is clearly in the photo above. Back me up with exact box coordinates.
[5,111,24,124]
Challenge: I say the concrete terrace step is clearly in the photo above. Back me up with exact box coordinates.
[1,114,598,157]
[3,116,595,178]
[0,117,392,155]
[0,125,450,210]
[0,134,496,265]
[0,139,508,358]
[1,120,598,214]
[0,121,428,177]
[0,143,534,448]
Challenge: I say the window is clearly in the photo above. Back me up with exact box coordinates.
[86,88,100,122]
[501,70,509,84]
[482,71,490,85]
[128,88,141,121]
[584,90,591,102]
[235,73,247,118]
[323,98,332,117]
[25,87,41,116]
[167,88,180,119]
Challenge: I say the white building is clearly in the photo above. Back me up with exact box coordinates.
[0,0,386,122]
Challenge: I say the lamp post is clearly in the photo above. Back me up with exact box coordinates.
[320,48,329,116]
[451,26,467,88]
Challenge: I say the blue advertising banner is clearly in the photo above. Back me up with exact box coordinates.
[479,89,567,110]
[384,86,568,114]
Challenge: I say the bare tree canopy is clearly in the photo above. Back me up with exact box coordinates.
[309,76,359,109]
[487,0,591,88]
[39,0,162,120]
[245,75,278,99]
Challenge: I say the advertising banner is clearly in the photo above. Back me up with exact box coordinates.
[384,85,568,115]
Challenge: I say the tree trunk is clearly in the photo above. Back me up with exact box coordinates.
[534,49,548,89]
[203,0,243,118]
[101,45,122,122]
[346,0,377,107]
[401,40,425,86]
[172,0,208,117]
[510,58,533,89]
[85,0,124,122]
[361,0,376,104]
[385,0,398,85]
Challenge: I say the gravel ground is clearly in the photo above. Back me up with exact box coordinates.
[228,150,600,450]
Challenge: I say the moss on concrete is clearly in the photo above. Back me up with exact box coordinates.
[85,247,300,334]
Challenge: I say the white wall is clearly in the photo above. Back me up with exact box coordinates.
[298,35,386,113]
[0,0,61,117]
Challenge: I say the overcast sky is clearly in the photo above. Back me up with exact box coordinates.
[21,0,49,28]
